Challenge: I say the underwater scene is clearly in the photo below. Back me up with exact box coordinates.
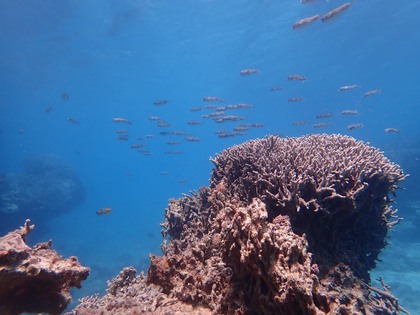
[0,0,419,314]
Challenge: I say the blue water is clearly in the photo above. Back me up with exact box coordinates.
[1,0,419,312]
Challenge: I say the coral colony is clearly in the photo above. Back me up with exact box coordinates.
[0,134,410,314]
[0,220,89,315]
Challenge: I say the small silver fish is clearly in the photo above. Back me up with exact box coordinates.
[270,86,283,91]
[338,84,360,91]
[316,113,335,119]
[184,136,200,142]
[321,2,351,23]
[313,123,330,128]
[187,120,202,125]
[340,110,359,115]
[203,96,225,102]
[67,117,80,124]
[287,74,306,81]
[347,123,363,130]
[288,97,304,102]
[363,89,382,97]
[292,15,320,30]
[112,117,132,125]
[130,144,144,149]
[292,121,310,126]
[157,121,170,127]
[96,207,112,215]
[62,92,70,101]
[153,100,169,105]
[240,69,260,76]
[384,128,400,133]
[165,141,181,145]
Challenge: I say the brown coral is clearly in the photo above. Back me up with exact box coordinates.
[70,134,408,314]
[209,134,405,279]
[157,134,406,314]
[0,220,90,315]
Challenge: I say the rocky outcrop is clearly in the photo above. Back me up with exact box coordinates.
[0,220,90,315]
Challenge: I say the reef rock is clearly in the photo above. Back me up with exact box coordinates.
[70,134,408,314]
[0,220,90,315]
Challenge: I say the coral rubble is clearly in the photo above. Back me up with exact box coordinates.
[0,220,90,315]
[70,134,408,314]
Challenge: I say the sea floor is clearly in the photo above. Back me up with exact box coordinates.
[371,238,420,314]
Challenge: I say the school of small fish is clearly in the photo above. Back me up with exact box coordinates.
[42,1,398,154]
[25,1,401,217]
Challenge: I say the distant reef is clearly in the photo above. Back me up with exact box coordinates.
[0,155,85,233]
[66,134,407,314]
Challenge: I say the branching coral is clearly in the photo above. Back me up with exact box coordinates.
[70,134,408,314]
[209,134,406,280]
[157,134,407,314]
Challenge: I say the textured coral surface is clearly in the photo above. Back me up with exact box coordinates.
[70,134,408,314]
[67,267,212,315]
[0,220,90,315]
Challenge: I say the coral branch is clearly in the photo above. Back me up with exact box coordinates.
[368,277,411,315]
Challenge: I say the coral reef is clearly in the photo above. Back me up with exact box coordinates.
[67,267,212,315]
[0,220,90,315]
[0,155,85,234]
[70,134,408,314]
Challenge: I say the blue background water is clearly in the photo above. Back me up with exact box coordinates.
[1,0,419,312]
